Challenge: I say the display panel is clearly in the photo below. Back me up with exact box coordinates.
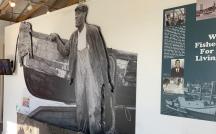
[161,3,216,122]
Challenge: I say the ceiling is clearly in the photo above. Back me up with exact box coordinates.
[0,0,79,22]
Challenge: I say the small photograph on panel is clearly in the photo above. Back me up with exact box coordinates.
[196,0,216,21]
[171,59,184,78]
[164,8,185,27]
[162,77,185,94]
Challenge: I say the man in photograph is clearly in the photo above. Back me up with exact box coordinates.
[165,14,171,26]
[171,59,184,77]
[49,4,113,134]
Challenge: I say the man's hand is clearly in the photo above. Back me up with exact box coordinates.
[48,33,59,42]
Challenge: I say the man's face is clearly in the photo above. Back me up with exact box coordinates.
[75,11,86,28]
[175,61,180,68]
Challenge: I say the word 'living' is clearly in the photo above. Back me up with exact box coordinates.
[195,34,216,61]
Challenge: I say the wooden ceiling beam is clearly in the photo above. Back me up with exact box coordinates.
[14,3,29,20]
[46,0,57,11]
[15,3,43,22]
[15,0,49,22]
[0,0,16,16]
[0,0,9,10]
[0,0,79,22]
[0,16,15,22]
[67,0,79,6]
[0,5,10,16]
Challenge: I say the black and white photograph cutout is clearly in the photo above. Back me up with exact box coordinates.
[16,4,137,134]
[196,0,216,20]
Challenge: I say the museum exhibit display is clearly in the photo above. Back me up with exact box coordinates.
[15,4,137,134]
[161,0,216,122]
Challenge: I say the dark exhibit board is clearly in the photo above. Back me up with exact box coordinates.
[161,3,216,122]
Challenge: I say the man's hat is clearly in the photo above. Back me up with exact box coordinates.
[75,4,88,12]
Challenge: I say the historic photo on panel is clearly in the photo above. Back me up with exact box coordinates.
[196,0,216,21]
[16,4,137,134]
[164,8,185,27]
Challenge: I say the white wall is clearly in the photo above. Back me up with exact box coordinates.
[0,21,11,49]
[0,20,10,124]
[5,0,216,134]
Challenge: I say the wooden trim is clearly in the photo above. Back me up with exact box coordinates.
[16,0,49,22]
[67,0,79,6]
[14,3,29,21]
[0,0,10,10]
[0,0,19,15]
